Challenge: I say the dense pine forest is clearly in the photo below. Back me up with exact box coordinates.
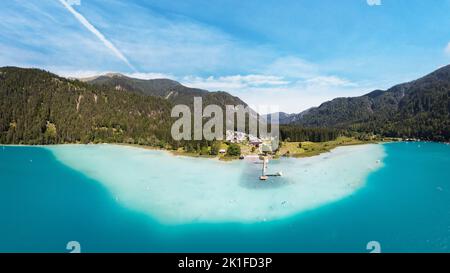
[0,67,174,145]
[279,126,340,142]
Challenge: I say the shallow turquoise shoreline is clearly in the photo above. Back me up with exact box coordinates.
[45,143,385,224]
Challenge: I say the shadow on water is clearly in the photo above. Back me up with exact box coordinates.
[238,158,293,190]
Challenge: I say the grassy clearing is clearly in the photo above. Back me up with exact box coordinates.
[277,136,378,158]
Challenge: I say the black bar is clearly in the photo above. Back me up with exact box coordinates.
[1,253,448,272]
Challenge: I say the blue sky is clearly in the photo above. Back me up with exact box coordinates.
[1,0,450,113]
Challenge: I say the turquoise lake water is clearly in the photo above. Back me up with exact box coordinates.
[0,142,449,253]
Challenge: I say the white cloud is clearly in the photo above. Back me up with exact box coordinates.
[180,72,362,114]
[126,72,175,80]
[220,75,289,86]
[445,42,450,56]
[56,70,106,79]
[304,76,357,87]
[367,0,382,6]
[56,70,174,80]
[57,0,136,71]
[265,56,318,78]
[181,74,288,90]
[233,79,371,114]
[66,0,81,6]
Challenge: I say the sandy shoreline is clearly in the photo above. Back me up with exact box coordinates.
[0,139,385,162]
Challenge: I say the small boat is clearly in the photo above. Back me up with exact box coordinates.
[259,175,268,181]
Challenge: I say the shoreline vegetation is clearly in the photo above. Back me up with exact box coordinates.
[109,136,404,161]
[1,136,405,161]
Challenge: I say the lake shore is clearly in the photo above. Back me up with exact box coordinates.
[0,136,398,161]
[107,136,396,161]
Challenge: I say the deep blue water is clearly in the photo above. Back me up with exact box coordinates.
[0,142,449,253]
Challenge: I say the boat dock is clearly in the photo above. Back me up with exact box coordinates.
[259,156,282,181]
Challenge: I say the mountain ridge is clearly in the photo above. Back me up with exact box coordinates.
[0,67,174,145]
[84,73,248,108]
[265,64,450,140]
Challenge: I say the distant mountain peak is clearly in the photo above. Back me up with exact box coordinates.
[83,71,248,109]
[105,72,126,78]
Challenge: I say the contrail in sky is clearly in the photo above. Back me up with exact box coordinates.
[57,0,136,71]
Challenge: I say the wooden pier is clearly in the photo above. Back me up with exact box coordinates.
[259,156,282,181]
